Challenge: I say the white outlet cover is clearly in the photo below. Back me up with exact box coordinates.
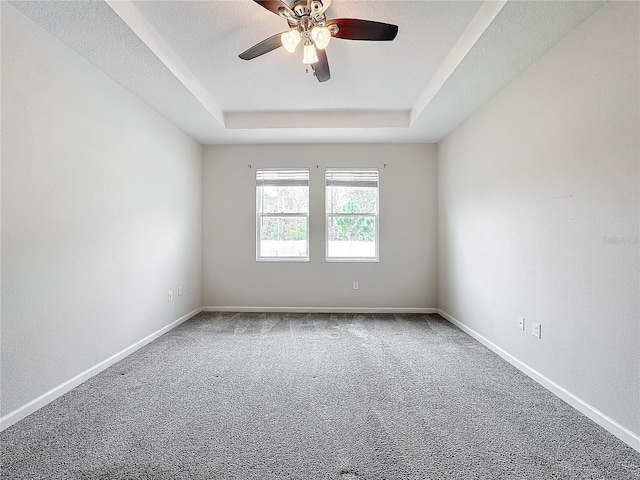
[532,321,541,339]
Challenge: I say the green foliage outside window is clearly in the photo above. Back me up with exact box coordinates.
[286,221,307,240]
[335,200,375,241]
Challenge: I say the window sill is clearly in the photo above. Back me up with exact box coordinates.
[325,257,379,263]
[256,257,310,263]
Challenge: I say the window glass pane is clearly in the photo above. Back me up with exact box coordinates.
[259,216,308,258]
[260,185,308,214]
[326,186,376,214]
[327,216,376,258]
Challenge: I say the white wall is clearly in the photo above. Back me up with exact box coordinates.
[438,0,639,442]
[1,4,202,421]
[202,144,437,311]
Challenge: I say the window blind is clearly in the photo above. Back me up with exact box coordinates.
[325,169,378,188]
[256,169,309,187]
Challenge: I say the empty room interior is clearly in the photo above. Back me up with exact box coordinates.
[1,0,639,478]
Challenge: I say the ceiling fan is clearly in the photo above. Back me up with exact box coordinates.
[239,0,398,82]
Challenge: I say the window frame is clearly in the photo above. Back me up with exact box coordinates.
[256,168,310,262]
[325,167,380,263]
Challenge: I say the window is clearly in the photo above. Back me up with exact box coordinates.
[256,169,309,261]
[325,168,379,261]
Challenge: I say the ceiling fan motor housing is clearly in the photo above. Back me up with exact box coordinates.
[293,1,310,18]
[287,0,327,27]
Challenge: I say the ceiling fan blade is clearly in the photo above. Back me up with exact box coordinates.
[314,49,330,82]
[239,33,284,60]
[254,1,287,16]
[328,18,398,41]
[254,0,298,20]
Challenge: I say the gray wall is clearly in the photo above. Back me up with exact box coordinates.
[438,1,639,438]
[202,144,438,311]
[1,4,203,417]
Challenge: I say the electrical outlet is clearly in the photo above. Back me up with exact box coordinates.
[353,281,359,290]
[518,316,525,330]
[168,291,173,302]
[532,321,541,339]
[178,287,183,296]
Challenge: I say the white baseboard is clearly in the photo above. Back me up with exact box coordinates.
[438,309,640,453]
[0,307,202,432]
[202,306,438,314]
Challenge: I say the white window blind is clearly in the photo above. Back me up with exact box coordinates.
[256,169,310,187]
[325,170,379,189]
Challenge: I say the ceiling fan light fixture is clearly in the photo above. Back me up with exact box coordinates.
[281,29,301,53]
[302,41,319,64]
[241,0,399,82]
[310,25,331,49]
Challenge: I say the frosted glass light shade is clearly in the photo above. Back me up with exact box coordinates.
[302,43,319,64]
[281,29,301,53]
[311,26,331,50]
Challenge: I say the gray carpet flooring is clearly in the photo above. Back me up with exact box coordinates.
[1,312,639,479]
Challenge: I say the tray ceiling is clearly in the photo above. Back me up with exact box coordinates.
[9,0,605,144]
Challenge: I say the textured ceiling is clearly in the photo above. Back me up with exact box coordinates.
[9,0,605,145]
